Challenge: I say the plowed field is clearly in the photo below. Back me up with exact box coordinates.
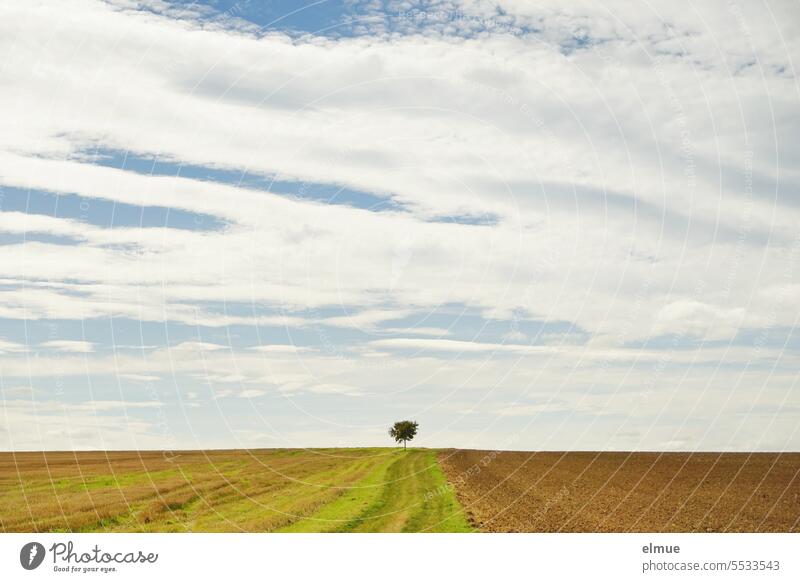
[439,450,800,532]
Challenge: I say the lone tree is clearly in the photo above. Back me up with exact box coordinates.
[389,420,419,450]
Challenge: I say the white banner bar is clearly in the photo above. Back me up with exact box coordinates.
[1,533,796,581]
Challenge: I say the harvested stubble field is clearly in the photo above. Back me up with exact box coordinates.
[0,449,470,533]
[439,450,800,532]
[1,448,797,532]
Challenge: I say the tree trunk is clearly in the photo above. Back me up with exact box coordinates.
[404,441,406,450]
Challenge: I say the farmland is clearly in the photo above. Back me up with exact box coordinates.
[440,450,800,532]
[1,449,798,532]
[0,449,470,533]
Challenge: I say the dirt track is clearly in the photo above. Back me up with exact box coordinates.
[439,450,800,532]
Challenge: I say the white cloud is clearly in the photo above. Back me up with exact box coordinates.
[119,374,161,382]
[652,300,750,340]
[320,309,414,331]
[238,389,267,398]
[213,387,268,399]
[370,337,552,354]
[0,1,795,340]
[250,344,309,354]
[495,402,576,416]
[382,326,452,337]
[0,0,797,450]
[170,341,228,352]
[39,340,95,353]
[0,338,27,354]
[0,399,166,450]
[67,400,164,411]
[0,385,39,398]
[501,330,527,341]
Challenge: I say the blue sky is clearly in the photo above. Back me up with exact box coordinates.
[0,0,798,451]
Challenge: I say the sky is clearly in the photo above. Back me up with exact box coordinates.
[0,0,798,452]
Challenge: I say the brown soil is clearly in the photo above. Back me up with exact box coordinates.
[439,450,800,532]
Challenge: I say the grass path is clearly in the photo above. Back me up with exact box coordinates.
[282,449,472,532]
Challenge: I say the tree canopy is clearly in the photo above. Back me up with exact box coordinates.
[389,420,418,450]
